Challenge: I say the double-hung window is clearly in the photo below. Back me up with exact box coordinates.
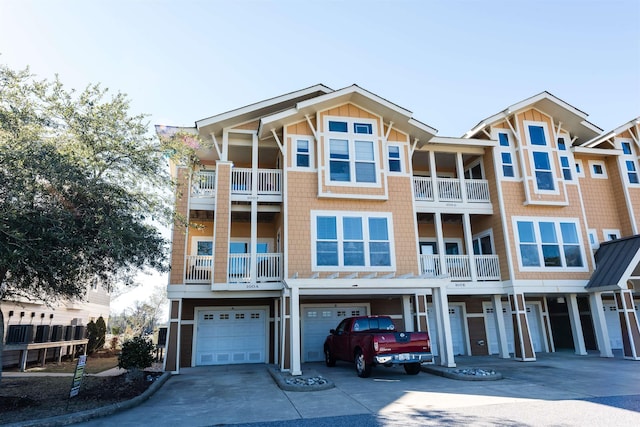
[514,218,585,270]
[619,140,639,184]
[388,145,402,172]
[326,118,378,185]
[295,138,311,168]
[557,137,572,181]
[313,211,393,270]
[496,131,516,178]
[526,123,555,191]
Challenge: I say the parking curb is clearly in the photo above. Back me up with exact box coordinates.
[268,366,335,392]
[423,365,503,381]
[4,372,172,427]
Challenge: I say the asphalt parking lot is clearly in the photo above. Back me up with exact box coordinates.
[74,351,639,427]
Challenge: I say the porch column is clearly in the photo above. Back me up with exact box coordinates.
[509,292,536,361]
[616,289,640,360]
[164,299,182,373]
[491,294,510,359]
[589,292,613,358]
[289,286,302,375]
[434,212,447,275]
[455,152,468,203]
[433,286,455,367]
[415,294,429,333]
[249,132,258,282]
[462,213,477,281]
[273,298,280,365]
[429,151,438,202]
[280,290,290,371]
[402,295,414,332]
[566,294,587,356]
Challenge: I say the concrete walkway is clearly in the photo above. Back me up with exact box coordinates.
[68,350,640,427]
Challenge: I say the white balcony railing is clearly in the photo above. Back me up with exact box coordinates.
[413,177,490,203]
[185,255,213,282]
[419,254,500,281]
[186,253,284,283]
[192,171,216,197]
[231,168,282,196]
[228,252,283,283]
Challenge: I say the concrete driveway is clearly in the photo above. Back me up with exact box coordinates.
[77,351,640,426]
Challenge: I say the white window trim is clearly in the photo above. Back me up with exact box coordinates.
[512,216,588,272]
[386,143,404,174]
[419,238,465,254]
[587,229,599,250]
[617,138,640,186]
[324,116,381,188]
[588,159,608,179]
[575,159,585,178]
[556,134,575,183]
[229,237,274,252]
[472,229,495,255]
[602,229,621,242]
[292,135,315,171]
[523,121,558,194]
[191,237,214,256]
[311,210,395,272]
[494,129,519,180]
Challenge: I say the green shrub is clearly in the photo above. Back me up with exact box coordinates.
[87,316,107,354]
[118,336,155,371]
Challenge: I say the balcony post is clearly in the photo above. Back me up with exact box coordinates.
[462,213,477,281]
[428,151,438,202]
[250,132,259,282]
[456,152,468,203]
[434,213,447,275]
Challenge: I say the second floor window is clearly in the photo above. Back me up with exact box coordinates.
[533,151,554,190]
[515,218,585,270]
[557,137,572,181]
[388,145,401,172]
[313,212,393,270]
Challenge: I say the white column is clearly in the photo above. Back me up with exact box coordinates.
[429,151,438,202]
[566,294,587,356]
[462,213,477,282]
[589,292,613,358]
[273,298,280,365]
[249,133,258,282]
[434,212,447,275]
[491,294,510,359]
[456,152,468,203]
[289,286,302,375]
[402,295,414,332]
[280,291,288,371]
[433,287,456,367]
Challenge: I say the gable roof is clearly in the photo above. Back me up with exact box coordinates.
[580,117,640,149]
[585,235,640,291]
[195,84,333,134]
[258,84,438,144]
[463,91,602,144]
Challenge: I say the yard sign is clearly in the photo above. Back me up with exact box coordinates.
[69,355,87,398]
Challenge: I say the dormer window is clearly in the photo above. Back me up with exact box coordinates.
[326,117,379,185]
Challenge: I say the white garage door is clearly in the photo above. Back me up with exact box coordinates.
[484,304,515,355]
[485,304,543,354]
[603,303,623,349]
[427,305,466,356]
[526,304,544,352]
[196,308,266,365]
[302,306,366,362]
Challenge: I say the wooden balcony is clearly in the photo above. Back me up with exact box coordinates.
[419,254,501,281]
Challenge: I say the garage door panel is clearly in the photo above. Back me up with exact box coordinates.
[196,309,266,365]
[302,306,366,362]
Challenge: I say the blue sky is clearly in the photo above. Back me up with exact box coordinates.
[2,0,639,312]
[2,0,639,137]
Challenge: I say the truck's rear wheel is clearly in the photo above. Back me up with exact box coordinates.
[355,350,371,378]
[324,347,336,367]
[404,362,422,375]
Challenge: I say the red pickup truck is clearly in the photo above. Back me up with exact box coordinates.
[323,315,432,377]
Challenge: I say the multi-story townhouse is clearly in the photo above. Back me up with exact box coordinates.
[160,86,640,375]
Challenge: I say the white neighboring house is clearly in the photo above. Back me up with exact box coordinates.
[1,284,110,370]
